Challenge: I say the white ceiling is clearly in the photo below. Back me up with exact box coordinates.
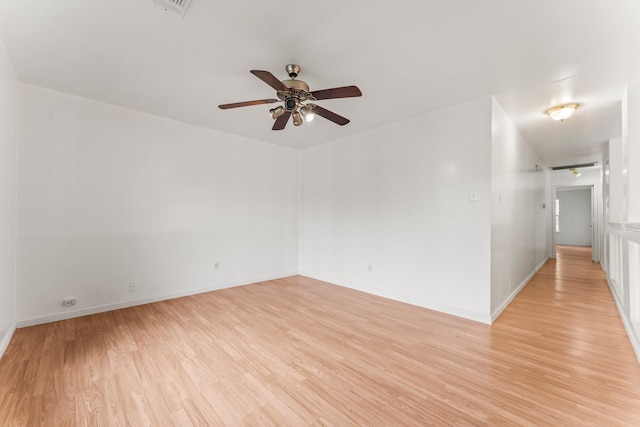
[0,0,638,166]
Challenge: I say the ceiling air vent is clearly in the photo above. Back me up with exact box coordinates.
[152,0,192,16]
[550,162,597,171]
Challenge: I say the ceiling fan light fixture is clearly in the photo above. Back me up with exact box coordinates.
[269,106,284,119]
[292,110,303,126]
[546,103,579,122]
[300,104,315,122]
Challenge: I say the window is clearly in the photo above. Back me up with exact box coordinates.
[555,199,560,232]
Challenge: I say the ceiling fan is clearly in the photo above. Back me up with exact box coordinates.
[218,64,362,130]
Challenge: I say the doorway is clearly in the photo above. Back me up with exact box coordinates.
[553,185,594,260]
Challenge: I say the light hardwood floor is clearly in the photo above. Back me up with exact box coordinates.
[1,246,640,425]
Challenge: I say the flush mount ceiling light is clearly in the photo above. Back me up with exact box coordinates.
[546,103,579,122]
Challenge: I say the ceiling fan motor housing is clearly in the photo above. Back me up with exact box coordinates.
[280,79,311,111]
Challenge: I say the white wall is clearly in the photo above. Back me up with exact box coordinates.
[608,139,624,222]
[556,188,592,246]
[16,85,300,325]
[490,99,548,319]
[300,98,493,323]
[624,83,640,222]
[602,143,611,273]
[605,86,640,362]
[0,36,18,357]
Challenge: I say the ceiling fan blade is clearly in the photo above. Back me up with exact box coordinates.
[272,111,292,130]
[310,85,362,101]
[310,105,350,126]
[218,99,279,109]
[250,70,288,92]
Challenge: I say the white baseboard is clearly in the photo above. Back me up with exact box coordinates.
[607,276,640,363]
[299,273,492,324]
[491,257,549,323]
[0,322,17,360]
[17,272,298,328]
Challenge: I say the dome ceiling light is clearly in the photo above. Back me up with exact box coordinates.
[546,103,579,122]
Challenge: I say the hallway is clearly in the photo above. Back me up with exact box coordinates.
[492,245,640,424]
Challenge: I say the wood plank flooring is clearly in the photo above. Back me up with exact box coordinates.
[1,245,640,425]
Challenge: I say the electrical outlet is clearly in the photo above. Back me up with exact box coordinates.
[129,281,138,292]
[62,298,76,306]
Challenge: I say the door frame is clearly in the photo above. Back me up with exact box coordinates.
[551,184,600,262]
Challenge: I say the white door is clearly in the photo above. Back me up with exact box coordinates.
[556,187,592,247]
